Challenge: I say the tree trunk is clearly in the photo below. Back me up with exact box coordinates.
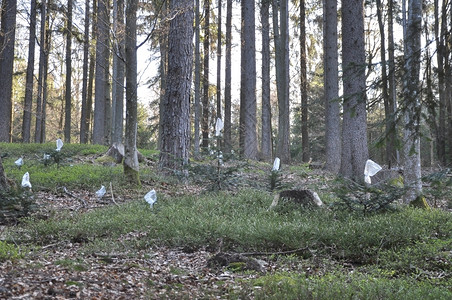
[93,0,110,145]
[300,0,309,162]
[323,0,341,173]
[387,0,399,166]
[111,0,125,145]
[217,0,222,121]
[159,0,194,174]
[201,0,210,151]
[0,0,16,143]
[340,0,369,182]
[64,0,73,143]
[402,0,422,204]
[157,2,168,151]
[22,0,37,143]
[240,0,257,159]
[273,0,290,163]
[35,0,47,143]
[80,0,92,144]
[261,0,272,161]
[376,0,394,168]
[124,0,139,184]
[194,0,201,156]
[224,0,232,153]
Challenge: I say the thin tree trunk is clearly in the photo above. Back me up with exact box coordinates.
[194,0,201,156]
[80,0,91,144]
[201,0,210,150]
[217,0,222,120]
[111,0,125,145]
[323,0,341,173]
[22,0,37,143]
[300,0,309,162]
[240,0,257,159]
[261,0,272,161]
[224,0,232,153]
[387,0,399,166]
[64,0,73,143]
[93,0,109,144]
[35,0,46,143]
[273,0,290,163]
[40,6,52,143]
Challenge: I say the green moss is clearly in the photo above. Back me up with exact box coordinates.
[410,196,430,209]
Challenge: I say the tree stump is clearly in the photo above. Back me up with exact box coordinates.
[269,189,323,210]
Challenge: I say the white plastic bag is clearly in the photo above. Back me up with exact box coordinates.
[21,172,32,188]
[364,159,382,184]
[15,157,23,167]
[144,189,157,208]
[272,157,280,171]
[215,118,224,137]
[56,138,64,152]
[96,185,106,198]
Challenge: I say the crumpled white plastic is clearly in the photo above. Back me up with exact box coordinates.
[96,185,106,198]
[15,157,23,167]
[144,189,157,208]
[364,159,382,184]
[43,153,51,160]
[21,172,32,188]
[272,157,280,172]
[56,138,64,152]
[215,118,224,137]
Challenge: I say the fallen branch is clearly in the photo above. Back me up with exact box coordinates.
[109,182,119,206]
[239,246,312,257]
[63,187,87,208]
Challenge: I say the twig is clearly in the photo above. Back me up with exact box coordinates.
[109,182,119,206]
[63,187,87,208]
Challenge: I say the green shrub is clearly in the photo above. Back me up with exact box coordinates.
[0,241,23,261]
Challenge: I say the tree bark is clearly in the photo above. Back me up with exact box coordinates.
[93,0,110,145]
[402,0,422,204]
[224,0,232,153]
[240,0,257,159]
[300,0,309,162]
[80,0,92,144]
[201,0,210,151]
[22,0,37,143]
[111,0,125,145]
[35,0,47,143]
[159,0,194,174]
[124,0,139,183]
[273,0,290,163]
[340,0,369,182]
[194,0,201,156]
[0,0,16,143]
[323,0,341,173]
[260,0,272,161]
[64,0,73,143]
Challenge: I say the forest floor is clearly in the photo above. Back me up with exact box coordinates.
[0,145,451,299]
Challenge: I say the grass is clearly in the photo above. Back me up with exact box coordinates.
[1,143,451,298]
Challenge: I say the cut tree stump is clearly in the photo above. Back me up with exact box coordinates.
[269,189,324,210]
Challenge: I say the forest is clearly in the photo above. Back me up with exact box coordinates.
[0,0,451,298]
